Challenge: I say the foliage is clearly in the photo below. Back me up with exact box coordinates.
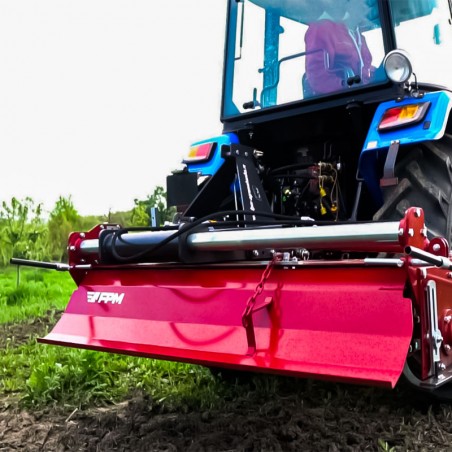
[378,439,396,452]
[131,186,176,226]
[0,197,50,265]
[80,210,133,230]
[47,196,82,262]
[0,187,170,267]
[21,348,221,410]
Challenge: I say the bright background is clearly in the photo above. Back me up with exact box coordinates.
[0,1,226,216]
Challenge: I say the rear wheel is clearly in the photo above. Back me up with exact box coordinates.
[373,134,452,242]
[402,360,452,402]
[375,135,452,400]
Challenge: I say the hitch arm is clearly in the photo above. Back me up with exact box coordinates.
[10,258,70,271]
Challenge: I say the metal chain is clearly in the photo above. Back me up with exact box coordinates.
[242,252,282,324]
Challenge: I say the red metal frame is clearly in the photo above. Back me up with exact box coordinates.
[40,208,452,389]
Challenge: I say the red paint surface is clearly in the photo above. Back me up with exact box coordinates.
[41,263,413,387]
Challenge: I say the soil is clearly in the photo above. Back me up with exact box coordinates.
[2,317,452,452]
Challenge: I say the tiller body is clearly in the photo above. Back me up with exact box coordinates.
[25,207,452,391]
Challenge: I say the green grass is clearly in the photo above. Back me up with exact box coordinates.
[0,266,75,324]
[1,335,224,410]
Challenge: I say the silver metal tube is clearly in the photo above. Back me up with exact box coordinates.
[187,221,402,253]
[363,258,404,267]
[80,221,403,257]
[405,246,452,269]
[79,239,99,254]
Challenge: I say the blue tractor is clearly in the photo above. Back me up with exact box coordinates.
[17,0,452,399]
[170,0,452,237]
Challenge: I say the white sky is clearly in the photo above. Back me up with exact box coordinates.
[0,1,226,216]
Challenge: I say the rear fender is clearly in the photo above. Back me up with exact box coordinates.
[358,90,452,205]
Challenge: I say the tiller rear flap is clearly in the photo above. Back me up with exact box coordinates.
[42,263,411,388]
[14,208,452,389]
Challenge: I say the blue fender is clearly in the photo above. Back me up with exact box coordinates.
[359,91,452,206]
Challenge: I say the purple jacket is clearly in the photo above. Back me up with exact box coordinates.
[305,19,374,95]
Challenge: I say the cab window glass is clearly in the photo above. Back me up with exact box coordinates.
[390,0,452,87]
[223,0,387,118]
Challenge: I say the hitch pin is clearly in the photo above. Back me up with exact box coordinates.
[405,246,452,269]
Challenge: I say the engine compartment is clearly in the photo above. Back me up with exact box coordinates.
[173,101,381,224]
[262,142,345,221]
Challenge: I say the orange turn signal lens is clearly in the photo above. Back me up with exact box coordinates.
[378,102,430,131]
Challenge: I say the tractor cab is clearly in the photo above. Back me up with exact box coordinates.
[222,0,452,125]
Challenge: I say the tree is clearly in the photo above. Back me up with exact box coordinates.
[0,197,49,265]
[131,186,176,227]
[47,196,81,261]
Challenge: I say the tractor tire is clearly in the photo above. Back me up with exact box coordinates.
[373,134,452,244]
[375,134,452,400]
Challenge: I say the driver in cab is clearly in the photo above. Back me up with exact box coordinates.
[304,0,377,95]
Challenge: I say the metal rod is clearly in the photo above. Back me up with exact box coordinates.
[405,246,452,269]
[79,221,403,258]
[80,239,100,254]
[187,221,402,253]
[363,258,404,267]
[10,258,70,271]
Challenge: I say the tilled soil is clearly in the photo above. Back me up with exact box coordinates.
[2,318,452,451]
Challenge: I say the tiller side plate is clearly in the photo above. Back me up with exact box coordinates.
[40,263,412,387]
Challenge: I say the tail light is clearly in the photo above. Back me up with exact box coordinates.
[378,102,430,131]
[183,142,216,163]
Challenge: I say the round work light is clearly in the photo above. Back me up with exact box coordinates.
[383,50,413,84]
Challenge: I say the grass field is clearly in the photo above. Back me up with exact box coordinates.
[0,266,75,324]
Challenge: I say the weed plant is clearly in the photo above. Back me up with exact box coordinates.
[1,334,224,410]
